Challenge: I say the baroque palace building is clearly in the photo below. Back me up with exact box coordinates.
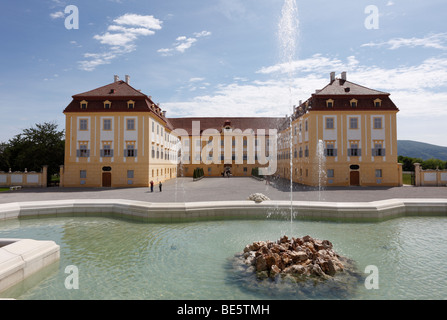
[60,72,402,188]
[277,72,402,187]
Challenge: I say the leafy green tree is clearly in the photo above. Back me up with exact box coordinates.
[0,122,64,181]
[421,158,446,170]
[398,156,423,171]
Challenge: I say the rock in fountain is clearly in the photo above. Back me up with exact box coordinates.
[247,193,271,203]
[230,235,363,298]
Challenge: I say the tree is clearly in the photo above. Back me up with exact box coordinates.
[422,158,446,170]
[0,122,64,181]
[398,156,423,172]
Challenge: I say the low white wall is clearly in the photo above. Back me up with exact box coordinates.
[0,198,446,223]
[0,166,48,188]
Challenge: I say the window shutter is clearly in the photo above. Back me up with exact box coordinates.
[100,149,104,157]
[134,149,138,157]
[124,149,127,157]
[76,150,80,157]
[334,149,338,157]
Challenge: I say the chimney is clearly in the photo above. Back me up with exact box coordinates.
[330,72,335,83]
[114,75,119,82]
[162,111,167,117]
[341,71,347,81]
[125,75,130,84]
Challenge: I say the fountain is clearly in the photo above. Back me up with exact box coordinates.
[278,0,300,225]
[316,139,327,201]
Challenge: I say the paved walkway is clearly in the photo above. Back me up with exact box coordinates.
[0,177,446,204]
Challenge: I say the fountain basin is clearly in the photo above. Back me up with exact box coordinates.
[0,238,60,293]
[0,199,446,223]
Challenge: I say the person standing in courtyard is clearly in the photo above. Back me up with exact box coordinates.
[159,181,162,192]
[150,180,154,192]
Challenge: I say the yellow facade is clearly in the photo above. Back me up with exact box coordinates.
[277,73,402,187]
[62,109,178,188]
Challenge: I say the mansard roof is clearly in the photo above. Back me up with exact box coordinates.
[63,80,170,125]
[314,79,389,96]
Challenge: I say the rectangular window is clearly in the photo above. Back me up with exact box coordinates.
[325,118,334,129]
[102,145,113,157]
[125,145,136,157]
[325,143,337,157]
[375,169,383,178]
[349,118,358,129]
[79,119,88,131]
[327,169,334,178]
[374,117,382,129]
[373,143,386,156]
[78,145,90,158]
[80,170,87,179]
[127,170,134,179]
[103,119,112,131]
[127,119,135,130]
[348,143,361,157]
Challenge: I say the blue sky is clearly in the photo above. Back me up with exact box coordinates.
[1,0,447,147]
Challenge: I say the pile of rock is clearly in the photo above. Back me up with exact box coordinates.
[247,193,270,203]
[230,235,363,298]
[242,235,349,281]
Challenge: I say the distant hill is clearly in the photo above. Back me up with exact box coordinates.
[397,140,447,160]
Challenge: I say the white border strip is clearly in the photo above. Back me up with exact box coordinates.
[0,199,446,222]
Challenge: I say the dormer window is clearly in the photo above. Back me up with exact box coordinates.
[80,100,88,110]
[127,100,135,109]
[104,100,111,109]
[326,99,334,108]
[374,99,382,107]
[350,99,358,108]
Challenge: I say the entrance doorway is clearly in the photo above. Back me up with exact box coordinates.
[102,172,112,187]
[350,171,360,186]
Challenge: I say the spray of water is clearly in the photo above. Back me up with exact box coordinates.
[316,139,327,201]
[278,0,299,225]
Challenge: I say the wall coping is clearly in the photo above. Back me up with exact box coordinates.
[0,198,446,223]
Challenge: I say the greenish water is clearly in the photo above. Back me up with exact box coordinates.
[0,216,446,300]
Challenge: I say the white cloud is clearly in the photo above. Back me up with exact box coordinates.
[158,31,211,56]
[194,31,212,38]
[189,77,205,82]
[79,14,162,71]
[113,13,162,30]
[50,11,64,19]
[165,54,447,121]
[362,33,447,50]
[386,1,394,6]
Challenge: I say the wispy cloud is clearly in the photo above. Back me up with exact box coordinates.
[165,54,447,119]
[158,30,211,56]
[256,54,359,75]
[361,33,447,50]
[79,13,162,71]
[50,11,64,19]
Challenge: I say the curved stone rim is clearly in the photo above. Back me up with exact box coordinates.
[0,198,446,223]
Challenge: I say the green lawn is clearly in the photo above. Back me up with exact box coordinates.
[0,188,10,192]
[402,173,414,185]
